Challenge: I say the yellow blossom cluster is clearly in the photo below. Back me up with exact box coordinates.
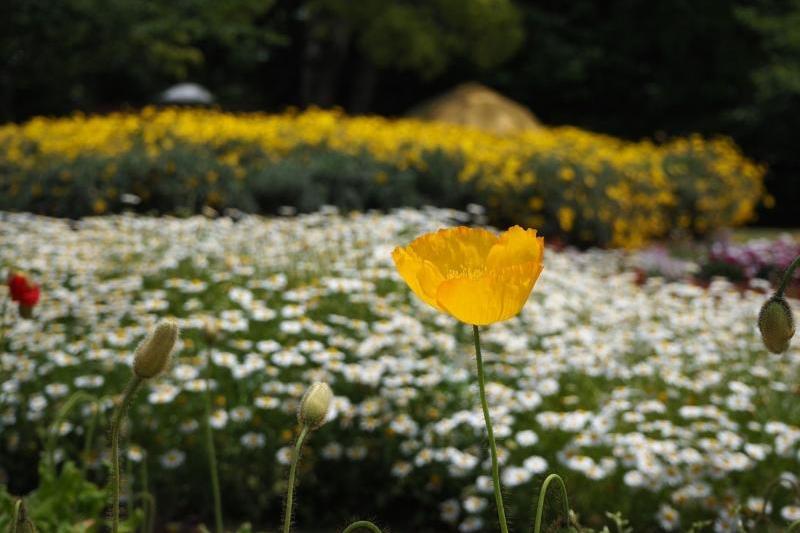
[0,107,766,247]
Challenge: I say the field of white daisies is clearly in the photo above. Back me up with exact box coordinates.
[1,206,800,532]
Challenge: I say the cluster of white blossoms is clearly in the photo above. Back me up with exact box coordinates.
[0,207,798,531]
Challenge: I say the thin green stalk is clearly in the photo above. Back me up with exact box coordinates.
[11,499,23,532]
[282,425,310,533]
[0,292,8,346]
[473,325,509,533]
[0,293,9,383]
[141,460,154,533]
[532,474,571,533]
[757,477,800,528]
[44,391,96,473]
[110,376,143,533]
[777,254,800,297]
[80,399,100,479]
[203,345,224,533]
[341,521,383,533]
[126,445,134,524]
[789,520,800,532]
[134,492,156,533]
[9,499,36,533]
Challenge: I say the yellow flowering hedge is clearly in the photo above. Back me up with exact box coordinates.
[0,107,765,247]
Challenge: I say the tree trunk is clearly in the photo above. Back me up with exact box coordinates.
[300,17,350,107]
[349,56,377,114]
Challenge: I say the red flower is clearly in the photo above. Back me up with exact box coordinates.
[6,272,40,319]
[18,285,40,307]
[8,273,30,302]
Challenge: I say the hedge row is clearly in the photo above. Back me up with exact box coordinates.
[0,108,766,247]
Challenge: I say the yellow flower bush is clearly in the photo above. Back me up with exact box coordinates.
[392,226,544,325]
[0,107,766,247]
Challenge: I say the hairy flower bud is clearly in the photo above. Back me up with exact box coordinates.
[297,382,332,430]
[758,296,795,354]
[203,317,219,344]
[133,320,179,379]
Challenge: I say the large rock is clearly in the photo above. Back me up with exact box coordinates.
[409,82,541,135]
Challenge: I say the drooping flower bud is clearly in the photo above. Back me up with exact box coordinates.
[133,320,179,379]
[758,296,795,354]
[297,382,332,430]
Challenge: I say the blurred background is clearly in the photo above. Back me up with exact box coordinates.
[1,0,798,226]
[3,3,800,531]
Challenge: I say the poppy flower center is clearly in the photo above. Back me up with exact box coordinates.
[446,266,488,280]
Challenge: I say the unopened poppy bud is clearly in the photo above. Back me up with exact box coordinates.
[133,320,179,379]
[758,296,795,354]
[297,382,332,430]
[203,318,219,344]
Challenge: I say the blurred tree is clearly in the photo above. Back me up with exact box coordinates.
[0,0,797,225]
[734,0,800,226]
[0,0,286,119]
[482,0,797,226]
[737,0,800,105]
[296,0,523,111]
[486,1,757,137]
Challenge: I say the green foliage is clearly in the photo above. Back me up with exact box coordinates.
[0,139,479,221]
[736,1,800,104]
[0,0,797,226]
[732,0,800,227]
[487,0,798,228]
[0,389,139,533]
[0,0,285,118]
[247,148,458,214]
[0,106,767,246]
[0,461,107,533]
[338,0,523,76]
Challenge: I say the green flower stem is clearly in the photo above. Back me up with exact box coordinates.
[80,399,100,479]
[140,458,148,497]
[532,474,571,533]
[141,461,154,533]
[110,376,143,533]
[135,491,156,533]
[202,346,224,533]
[44,391,96,473]
[0,292,8,346]
[0,293,9,383]
[473,325,509,533]
[11,499,23,532]
[10,500,37,533]
[776,254,800,297]
[341,521,383,533]
[282,425,310,533]
[758,477,800,528]
[126,447,134,525]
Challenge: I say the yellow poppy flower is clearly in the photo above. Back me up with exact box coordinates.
[392,226,544,325]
